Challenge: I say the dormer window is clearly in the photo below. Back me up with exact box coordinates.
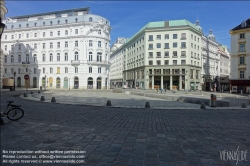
[241,21,247,28]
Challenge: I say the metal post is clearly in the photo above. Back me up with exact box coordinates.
[69,78,70,90]
[13,72,16,91]
[45,75,46,90]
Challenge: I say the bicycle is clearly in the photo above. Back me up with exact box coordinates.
[1,101,24,121]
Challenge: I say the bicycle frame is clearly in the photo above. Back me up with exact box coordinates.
[2,103,20,115]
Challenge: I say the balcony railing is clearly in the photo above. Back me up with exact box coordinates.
[22,61,30,64]
[71,60,80,66]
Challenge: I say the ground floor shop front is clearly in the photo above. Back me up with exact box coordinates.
[230,79,250,93]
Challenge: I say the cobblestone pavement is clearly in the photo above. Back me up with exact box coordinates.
[1,94,250,166]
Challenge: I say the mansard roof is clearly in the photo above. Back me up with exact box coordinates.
[231,18,250,31]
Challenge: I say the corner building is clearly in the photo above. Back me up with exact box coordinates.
[2,7,111,89]
[112,20,202,90]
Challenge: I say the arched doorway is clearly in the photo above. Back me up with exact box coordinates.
[74,77,79,89]
[97,77,102,89]
[42,77,45,88]
[17,77,21,87]
[56,77,60,88]
[87,77,93,89]
[25,77,30,88]
[33,77,37,88]
[64,77,68,89]
[49,77,53,88]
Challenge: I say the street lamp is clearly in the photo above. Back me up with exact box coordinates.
[13,71,16,91]
[44,75,46,90]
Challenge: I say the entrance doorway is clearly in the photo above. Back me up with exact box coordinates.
[87,77,93,89]
[97,77,102,89]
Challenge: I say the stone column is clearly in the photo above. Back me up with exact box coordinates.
[161,76,163,89]
[152,75,154,89]
[170,76,172,90]
[179,75,182,90]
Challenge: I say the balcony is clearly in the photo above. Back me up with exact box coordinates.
[238,64,246,69]
[180,37,187,40]
[87,60,110,66]
[71,60,80,66]
[22,61,30,64]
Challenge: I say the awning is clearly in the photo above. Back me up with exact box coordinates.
[230,80,250,86]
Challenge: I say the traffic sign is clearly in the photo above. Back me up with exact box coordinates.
[24,75,29,80]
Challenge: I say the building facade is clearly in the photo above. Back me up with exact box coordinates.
[230,18,250,93]
[2,7,111,89]
[0,0,8,90]
[110,20,203,90]
[218,45,230,91]
[110,37,126,88]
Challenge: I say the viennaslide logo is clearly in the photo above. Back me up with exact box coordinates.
[219,146,247,165]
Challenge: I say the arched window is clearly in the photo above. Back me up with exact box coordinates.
[42,54,45,62]
[75,18,78,22]
[34,54,37,62]
[75,52,78,60]
[11,55,14,63]
[26,54,29,62]
[50,53,53,61]
[18,55,21,62]
[4,55,7,63]
[97,52,102,62]
[57,53,60,61]
[89,17,93,22]
[89,52,92,61]
[64,53,68,61]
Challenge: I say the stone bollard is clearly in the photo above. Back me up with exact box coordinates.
[241,103,246,108]
[200,102,206,109]
[30,91,33,94]
[23,93,28,97]
[51,97,56,102]
[40,96,45,101]
[38,91,40,94]
[145,102,150,108]
[106,100,112,106]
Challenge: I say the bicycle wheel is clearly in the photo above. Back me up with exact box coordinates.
[7,108,24,121]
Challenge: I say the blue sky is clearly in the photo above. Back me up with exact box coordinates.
[4,1,250,50]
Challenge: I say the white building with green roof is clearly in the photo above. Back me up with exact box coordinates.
[110,19,203,90]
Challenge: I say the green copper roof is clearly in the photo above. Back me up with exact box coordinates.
[147,21,165,28]
[169,20,199,31]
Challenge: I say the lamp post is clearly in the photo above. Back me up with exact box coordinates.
[44,75,46,90]
[0,20,6,90]
[13,71,16,91]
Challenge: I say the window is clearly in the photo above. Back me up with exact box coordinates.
[4,55,7,63]
[58,31,60,36]
[50,68,53,73]
[26,54,29,62]
[26,33,29,38]
[165,43,169,48]
[149,60,153,65]
[43,68,45,74]
[65,67,68,73]
[181,51,186,57]
[98,67,101,73]
[155,43,160,48]
[89,40,93,46]
[240,57,244,64]
[34,68,37,74]
[65,19,68,24]
[18,55,21,62]
[89,67,92,73]
[165,51,169,57]
[43,22,45,26]
[11,68,14,74]
[173,42,177,48]
[57,53,60,61]
[64,53,68,61]
[65,30,68,35]
[19,44,21,50]
[57,42,60,48]
[191,43,193,48]
[5,45,7,51]
[195,36,196,41]
[19,34,21,39]
[98,41,101,47]
[240,33,245,39]
[11,35,14,39]
[50,53,53,61]
[181,60,186,65]
[65,41,68,48]
[43,32,45,37]
[173,34,177,39]
[98,30,101,34]
[97,52,102,62]
[240,71,244,78]
[34,54,37,62]
[11,55,14,63]
[239,44,245,52]
[191,34,193,39]
[149,52,153,58]
[50,21,53,25]
[75,18,78,22]
[19,24,21,28]
[89,52,93,61]
[148,35,153,41]
[164,60,169,65]
[75,52,78,60]
[5,68,7,74]
[11,45,14,51]
[34,43,37,49]
[58,20,60,24]
[181,33,186,39]
[157,52,161,57]
[181,42,186,48]
[5,35,7,40]
[11,25,13,29]
[42,54,45,61]
[75,67,78,73]
[173,51,177,57]
[50,42,53,48]
[34,33,37,37]
[18,68,21,74]
[173,60,177,65]
[50,32,53,36]
[156,35,161,40]
[75,41,78,47]
[148,44,153,49]
[157,60,161,65]
[41,43,45,49]
[89,17,93,22]
[75,29,78,34]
